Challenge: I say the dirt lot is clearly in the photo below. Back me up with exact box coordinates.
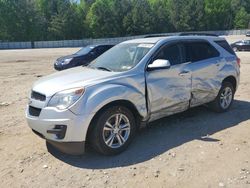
[0,36,250,188]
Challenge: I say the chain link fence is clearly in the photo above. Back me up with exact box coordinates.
[0,29,249,50]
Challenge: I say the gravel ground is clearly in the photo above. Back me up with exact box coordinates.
[0,36,250,188]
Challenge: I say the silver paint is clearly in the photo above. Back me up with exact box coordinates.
[26,35,240,144]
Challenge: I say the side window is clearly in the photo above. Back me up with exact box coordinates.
[184,41,219,62]
[94,47,101,55]
[154,44,182,66]
[97,46,106,54]
[89,48,97,56]
[92,47,105,56]
[215,40,235,55]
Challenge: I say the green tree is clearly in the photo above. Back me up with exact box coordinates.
[112,0,133,36]
[86,0,115,37]
[168,0,205,32]
[0,0,44,41]
[1,0,250,42]
[123,0,154,35]
[234,7,250,28]
[38,0,85,40]
[149,0,172,33]
[0,0,8,40]
[204,0,232,30]
[48,2,84,40]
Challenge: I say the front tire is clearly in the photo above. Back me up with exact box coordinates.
[209,82,235,113]
[90,106,136,155]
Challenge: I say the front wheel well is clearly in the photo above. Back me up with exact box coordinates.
[222,76,237,91]
[86,100,142,143]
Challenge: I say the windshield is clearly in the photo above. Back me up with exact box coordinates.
[75,46,94,55]
[88,43,154,72]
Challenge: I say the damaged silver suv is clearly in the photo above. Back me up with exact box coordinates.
[26,35,240,155]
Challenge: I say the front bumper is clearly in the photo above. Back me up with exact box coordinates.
[54,63,64,71]
[26,106,94,155]
[46,140,85,155]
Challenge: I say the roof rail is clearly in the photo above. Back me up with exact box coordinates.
[144,34,172,38]
[179,32,218,37]
[143,32,219,38]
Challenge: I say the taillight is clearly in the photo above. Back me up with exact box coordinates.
[237,57,241,68]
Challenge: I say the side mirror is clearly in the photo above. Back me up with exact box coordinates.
[147,59,171,71]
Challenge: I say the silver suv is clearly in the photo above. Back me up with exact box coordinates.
[26,36,240,155]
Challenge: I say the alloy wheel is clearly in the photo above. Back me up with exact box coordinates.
[220,87,233,109]
[102,113,131,149]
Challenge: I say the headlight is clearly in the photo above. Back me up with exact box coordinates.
[61,58,73,65]
[47,88,85,110]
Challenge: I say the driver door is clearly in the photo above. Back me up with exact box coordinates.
[146,43,192,121]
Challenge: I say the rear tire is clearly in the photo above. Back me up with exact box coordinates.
[90,106,136,155]
[209,82,235,113]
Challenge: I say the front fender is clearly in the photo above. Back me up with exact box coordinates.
[71,83,147,118]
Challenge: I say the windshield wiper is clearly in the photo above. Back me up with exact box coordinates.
[95,66,112,72]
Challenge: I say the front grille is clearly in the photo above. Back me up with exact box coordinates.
[29,106,42,117]
[31,91,46,101]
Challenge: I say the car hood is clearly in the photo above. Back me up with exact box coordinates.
[32,67,118,97]
[57,54,83,62]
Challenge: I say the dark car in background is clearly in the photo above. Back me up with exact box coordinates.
[231,40,250,52]
[54,44,114,70]
[246,31,250,37]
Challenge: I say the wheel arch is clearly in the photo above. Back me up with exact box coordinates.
[222,76,237,92]
[86,99,143,143]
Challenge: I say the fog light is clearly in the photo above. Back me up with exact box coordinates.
[47,125,67,139]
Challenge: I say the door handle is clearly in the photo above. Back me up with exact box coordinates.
[179,70,190,76]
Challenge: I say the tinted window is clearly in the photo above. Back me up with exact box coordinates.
[75,46,94,55]
[215,40,235,55]
[154,44,182,65]
[97,46,110,54]
[184,41,219,62]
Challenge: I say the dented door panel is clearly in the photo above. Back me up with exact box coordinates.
[146,63,191,122]
[187,57,223,107]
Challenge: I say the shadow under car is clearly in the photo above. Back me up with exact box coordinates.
[47,99,250,169]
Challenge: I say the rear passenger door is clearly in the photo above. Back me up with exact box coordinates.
[183,40,221,107]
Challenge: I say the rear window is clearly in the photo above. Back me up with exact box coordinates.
[184,41,220,62]
[215,40,235,55]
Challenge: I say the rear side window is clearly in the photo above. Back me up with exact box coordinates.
[184,41,220,62]
[215,40,235,55]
